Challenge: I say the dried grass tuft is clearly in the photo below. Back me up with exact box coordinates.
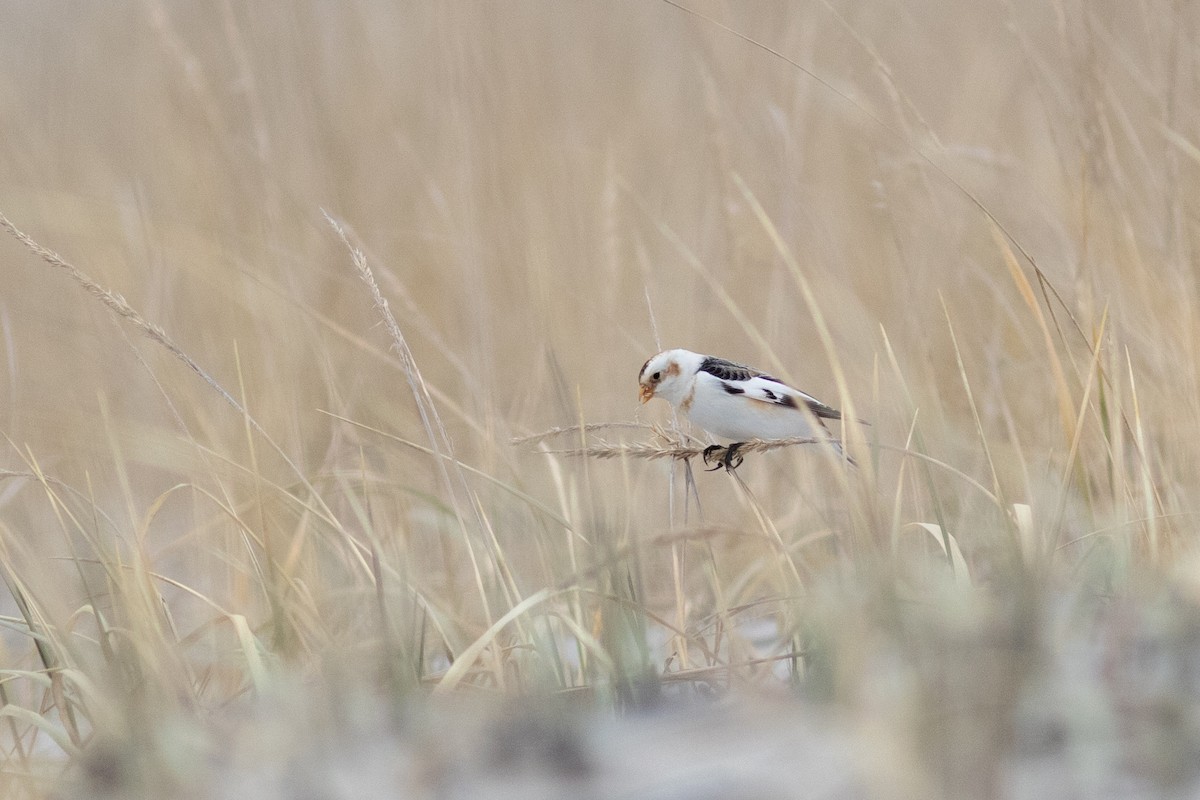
[515,424,829,463]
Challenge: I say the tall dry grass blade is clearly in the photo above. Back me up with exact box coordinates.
[242,270,490,437]
[1047,307,1108,556]
[727,469,805,593]
[0,213,241,417]
[813,0,943,148]
[1126,350,1160,561]
[0,678,29,767]
[660,1,1085,345]
[994,221,1162,530]
[0,212,344,534]
[325,212,521,629]
[0,705,79,758]
[15,447,126,672]
[880,327,954,546]
[890,414,917,555]
[230,613,271,693]
[940,294,1008,569]
[731,174,845,391]
[1012,503,1038,566]
[323,214,461,480]
[513,423,678,447]
[902,523,971,586]
[0,563,53,676]
[660,0,890,136]
[432,587,562,694]
[669,537,690,670]
[643,286,664,354]
[3,465,126,715]
[621,182,783,375]
[993,223,1078,442]
[324,411,579,539]
[731,174,870,486]
[1158,122,1200,166]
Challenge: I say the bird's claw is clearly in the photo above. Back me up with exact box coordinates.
[723,442,745,471]
[702,445,723,471]
[702,443,745,472]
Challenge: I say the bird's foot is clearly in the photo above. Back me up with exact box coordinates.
[702,445,723,470]
[722,442,745,471]
[703,442,745,472]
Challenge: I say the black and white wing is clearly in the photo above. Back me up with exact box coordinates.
[698,355,776,383]
[700,356,842,420]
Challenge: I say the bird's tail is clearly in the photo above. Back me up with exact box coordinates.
[828,438,856,468]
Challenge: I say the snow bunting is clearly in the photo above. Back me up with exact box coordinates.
[638,348,853,470]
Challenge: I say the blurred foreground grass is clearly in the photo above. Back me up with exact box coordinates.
[2,2,1200,798]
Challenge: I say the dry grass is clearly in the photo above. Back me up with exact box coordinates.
[1,1,1199,798]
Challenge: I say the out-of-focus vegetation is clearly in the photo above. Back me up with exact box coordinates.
[1,3,1199,797]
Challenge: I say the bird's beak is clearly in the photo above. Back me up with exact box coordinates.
[639,384,654,404]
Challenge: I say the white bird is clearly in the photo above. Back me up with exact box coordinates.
[638,348,854,469]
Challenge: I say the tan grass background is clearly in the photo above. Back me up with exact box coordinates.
[2,2,1200,798]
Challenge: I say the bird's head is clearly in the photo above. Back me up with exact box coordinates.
[638,349,701,406]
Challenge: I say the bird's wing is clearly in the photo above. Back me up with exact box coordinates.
[721,375,844,421]
[698,356,778,383]
[797,392,844,421]
[699,356,855,422]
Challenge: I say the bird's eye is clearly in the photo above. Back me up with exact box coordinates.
[652,371,661,381]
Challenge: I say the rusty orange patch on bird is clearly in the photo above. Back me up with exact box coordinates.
[680,384,696,412]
